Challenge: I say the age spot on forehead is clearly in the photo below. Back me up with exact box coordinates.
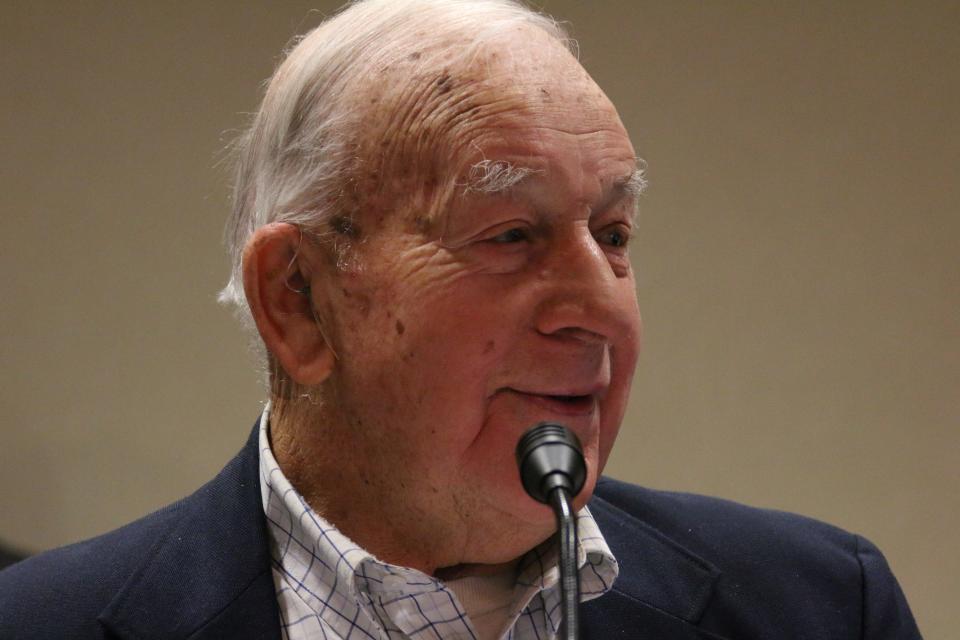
[436,73,453,94]
[330,214,361,239]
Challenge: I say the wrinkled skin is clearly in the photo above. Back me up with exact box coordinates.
[258,28,642,575]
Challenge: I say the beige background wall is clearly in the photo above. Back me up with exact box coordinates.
[2,1,956,636]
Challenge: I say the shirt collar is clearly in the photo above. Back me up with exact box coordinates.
[257,404,619,638]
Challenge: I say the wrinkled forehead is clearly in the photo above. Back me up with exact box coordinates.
[345,27,621,226]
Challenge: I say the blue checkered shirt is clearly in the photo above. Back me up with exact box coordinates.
[258,407,619,639]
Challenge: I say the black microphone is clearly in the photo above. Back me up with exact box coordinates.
[516,423,586,640]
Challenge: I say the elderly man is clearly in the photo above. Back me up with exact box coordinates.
[0,1,920,638]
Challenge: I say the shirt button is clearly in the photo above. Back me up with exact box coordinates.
[383,574,406,591]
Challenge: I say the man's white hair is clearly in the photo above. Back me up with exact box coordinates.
[218,0,572,327]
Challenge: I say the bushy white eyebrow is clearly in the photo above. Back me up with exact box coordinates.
[461,159,542,195]
[618,161,648,221]
[620,162,648,199]
[459,156,648,217]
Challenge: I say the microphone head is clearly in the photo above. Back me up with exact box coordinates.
[515,422,587,504]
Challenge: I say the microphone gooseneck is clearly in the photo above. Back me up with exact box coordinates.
[515,423,586,640]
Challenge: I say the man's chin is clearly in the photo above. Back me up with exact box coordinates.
[447,457,600,567]
[468,482,593,566]
[457,519,556,571]
[496,462,599,525]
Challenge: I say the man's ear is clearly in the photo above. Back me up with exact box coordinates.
[242,222,335,386]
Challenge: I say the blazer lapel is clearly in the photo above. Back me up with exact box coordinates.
[584,490,730,640]
[98,426,281,640]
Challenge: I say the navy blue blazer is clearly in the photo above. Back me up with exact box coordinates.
[0,426,921,639]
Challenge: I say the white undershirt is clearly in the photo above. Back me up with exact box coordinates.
[446,568,518,640]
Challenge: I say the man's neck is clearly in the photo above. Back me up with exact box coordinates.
[268,399,467,574]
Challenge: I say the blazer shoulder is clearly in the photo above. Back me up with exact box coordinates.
[0,427,261,639]
[0,499,187,638]
[593,475,857,558]
[591,477,921,638]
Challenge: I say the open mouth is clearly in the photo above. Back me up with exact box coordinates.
[554,394,590,404]
[524,392,597,416]
[494,385,601,417]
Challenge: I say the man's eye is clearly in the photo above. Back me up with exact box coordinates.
[597,225,631,248]
[489,228,530,244]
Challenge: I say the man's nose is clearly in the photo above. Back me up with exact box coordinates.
[533,227,638,345]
